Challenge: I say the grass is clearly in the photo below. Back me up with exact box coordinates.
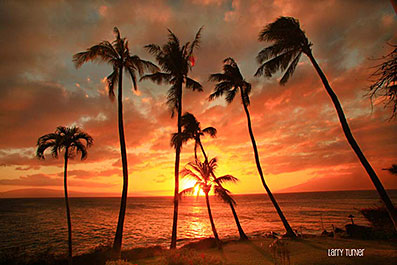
[1,237,396,265]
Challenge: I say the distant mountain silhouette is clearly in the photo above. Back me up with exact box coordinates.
[0,188,119,198]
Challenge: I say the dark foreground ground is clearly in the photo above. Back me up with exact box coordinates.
[1,236,396,265]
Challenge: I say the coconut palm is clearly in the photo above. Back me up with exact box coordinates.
[210,57,296,237]
[180,158,239,247]
[141,27,203,249]
[255,16,397,230]
[172,112,248,240]
[73,27,158,255]
[36,126,93,265]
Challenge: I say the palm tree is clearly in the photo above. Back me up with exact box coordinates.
[73,27,158,255]
[210,57,296,237]
[141,27,203,249]
[180,158,239,247]
[172,112,248,240]
[36,126,93,265]
[255,16,397,231]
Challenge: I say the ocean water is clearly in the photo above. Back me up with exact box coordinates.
[0,190,396,256]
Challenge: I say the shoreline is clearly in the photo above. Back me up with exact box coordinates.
[2,234,396,265]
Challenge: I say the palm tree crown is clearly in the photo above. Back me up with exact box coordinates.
[209,58,251,106]
[171,112,217,161]
[180,158,238,203]
[73,27,158,99]
[255,16,310,85]
[37,126,93,159]
[141,28,203,116]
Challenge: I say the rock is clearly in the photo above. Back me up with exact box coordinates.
[345,224,373,239]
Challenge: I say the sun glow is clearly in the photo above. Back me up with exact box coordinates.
[181,179,205,196]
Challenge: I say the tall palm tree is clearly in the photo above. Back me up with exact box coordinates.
[255,16,397,231]
[36,126,93,265]
[210,58,296,237]
[180,157,239,247]
[172,112,248,240]
[141,28,203,249]
[73,27,158,255]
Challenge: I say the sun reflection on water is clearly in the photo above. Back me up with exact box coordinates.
[186,204,211,238]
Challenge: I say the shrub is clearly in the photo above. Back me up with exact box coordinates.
[359,206,394,231]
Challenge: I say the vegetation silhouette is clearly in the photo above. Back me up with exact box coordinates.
[141,27,203,249]
[383,164,397,175]
[255,16,397,231]
[36,126,93,265]
[368,44,397,119]
[210,57,296,238]
[73,27,158,256]
[180,157,239,248]
[172,112,248,240]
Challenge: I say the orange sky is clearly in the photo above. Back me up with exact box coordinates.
[0,0,396,197]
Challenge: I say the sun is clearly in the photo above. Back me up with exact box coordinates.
[181,179,205,196]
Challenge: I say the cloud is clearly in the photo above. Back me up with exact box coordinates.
[0,0,396,195]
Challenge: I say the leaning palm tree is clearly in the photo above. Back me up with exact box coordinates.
[141,27,203,249]
[180,158,238,247]
[255,16,397,230]
[36,126,93,265]
[73,27,158,255]
[210,57,296,237]
[172,112,248,240]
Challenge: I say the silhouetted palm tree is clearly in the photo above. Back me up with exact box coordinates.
[172,112,248,240]
[210,58,296,237]
[180,158,238,247]
[255,16,397,230]
[171,112,216,162]
[73,27,158,255]
[36,126,93,265]
[141,28,203,249]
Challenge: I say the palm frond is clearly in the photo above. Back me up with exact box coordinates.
[185,77,203,91]
[73,43,117,68]
[180,168,202,182]
[188,26,204,57]
[73,140,88,160]
[126,56,159,76]
[214,185,236,205]
[202,127,217,137]
[209,81,233,101]
[140,72,172,84]
[215,174,238,184]
[255,49,297,78]
[144,44,163,57]
[170,132,191,149]
[179,186,197,198]
[106,68,118,100]
[280,52,302,85]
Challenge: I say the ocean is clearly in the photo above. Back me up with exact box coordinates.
[0,190,396,256]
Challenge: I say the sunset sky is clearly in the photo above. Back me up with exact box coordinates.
[0,0,396,197]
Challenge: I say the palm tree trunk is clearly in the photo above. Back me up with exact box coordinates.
[113,64,130,255]
[305,50,397,231]
[170,79,183,249]
[205,191,221,248]
[240,91,296,237]
[198,139,248,240]
[63,148,72,265]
